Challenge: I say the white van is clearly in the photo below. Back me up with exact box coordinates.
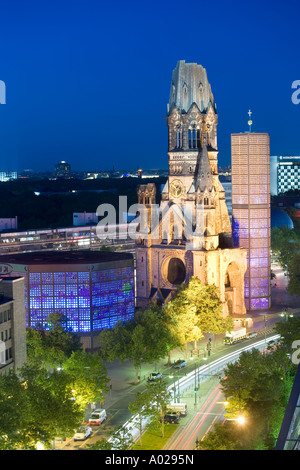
[88,409,107,425]
[166,403,187,416]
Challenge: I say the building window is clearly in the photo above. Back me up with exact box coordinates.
[189,128,201,149]
[176,131,182,149]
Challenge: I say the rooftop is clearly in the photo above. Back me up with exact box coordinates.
[0,250,133,266]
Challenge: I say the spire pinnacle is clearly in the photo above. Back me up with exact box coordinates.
[248,109,253,132]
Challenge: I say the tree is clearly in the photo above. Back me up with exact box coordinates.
[271,226,300,295]
[99,304,177,384]
[286,252,300,296]
[144,379,173,438]
[199,422,243,450]
[129,390,152,447]
[62,350,109,411]
[26,312,82,369]
[165,277,233,356]
[275,316,300,359]
[0,365,82,449]
[221,347,295,449]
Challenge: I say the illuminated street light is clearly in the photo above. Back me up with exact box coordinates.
[236,416,246,425]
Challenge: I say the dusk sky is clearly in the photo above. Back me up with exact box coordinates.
[0,0,299,172]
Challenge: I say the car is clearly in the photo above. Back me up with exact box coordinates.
[88,409,107,425]
[73,426,92,441]
[147,372,163,382]
[247,331,258,339]
[173,359,187,369]
[160,412,180,424]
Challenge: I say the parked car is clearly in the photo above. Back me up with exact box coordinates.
[173,359,187,369]
[147,372,163,382]
[88,409,107,425]
[160,412,180,424]
[246,331,258,339]
[73,426,92,441]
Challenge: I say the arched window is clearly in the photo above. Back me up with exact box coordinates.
[175,126,182,149]
[189,128,201,149]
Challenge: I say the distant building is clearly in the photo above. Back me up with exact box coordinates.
[0,217,18,232]
[270,155,300,195]
[0,276,27,374]
[0,171,17,182]
[271,208,294,230]
[55,161,71,179]
[231,132,271,311]
[73,212,98,226]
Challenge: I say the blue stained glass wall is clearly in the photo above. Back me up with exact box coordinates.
[28,265,135,332]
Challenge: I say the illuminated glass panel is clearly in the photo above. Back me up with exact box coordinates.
[27,264,134,332]
[231,132,271,310]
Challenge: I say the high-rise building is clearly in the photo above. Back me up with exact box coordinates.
[0,171,17,182]
[270,155,300,195]
[231,132,271,311]
[135,60,247,317]
[0,276,27,374]
[55,161,71,179]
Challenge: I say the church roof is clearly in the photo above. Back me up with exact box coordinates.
[168,60,215,115]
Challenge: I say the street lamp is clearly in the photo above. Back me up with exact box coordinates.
[169,371,180,403]
[236,416,246,425]
[190,357,198,407]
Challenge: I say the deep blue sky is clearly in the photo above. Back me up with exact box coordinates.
[0,0,299,172]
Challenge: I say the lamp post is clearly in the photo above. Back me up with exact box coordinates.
[169,370,180,403]
[280,309,293,321]
[190,356,198,407]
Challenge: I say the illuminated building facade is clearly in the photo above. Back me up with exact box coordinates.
[136,61,247,317]
[270,155,300,195]
[0,251,135,349]
[55,161,71,178]
[0,171,17,182]
[231,132,271,311]
[0,276,27,374]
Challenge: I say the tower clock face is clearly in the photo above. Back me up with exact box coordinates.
[170,179,184,198]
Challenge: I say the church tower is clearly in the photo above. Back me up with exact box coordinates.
[136,60,247,316]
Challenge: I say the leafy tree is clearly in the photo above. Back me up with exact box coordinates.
[62,350,109,411]
[199,422,243,450]
[275,316,300,359]
[0,365,82,450]
[86,438,113,450]
[26,312,82,369]
[165,277,233,356]
[285,252,300,296]
[143,379,173,438]
[129,390,152,447]
[99,304,176,383]
[221,347,295,449]
[271,226,300,295]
